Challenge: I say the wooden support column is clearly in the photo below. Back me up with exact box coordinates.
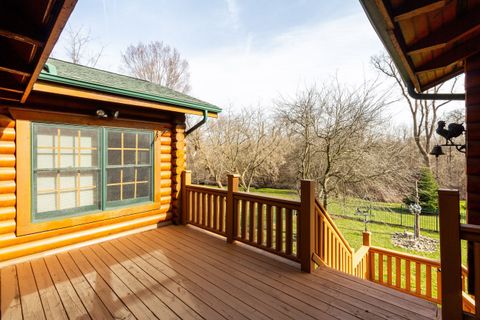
[181,171,191,225]
[466,52,480,294]
[299,180,315,273]
[438,189,463,320]
[171,115,186,224]
[226,174,239,243]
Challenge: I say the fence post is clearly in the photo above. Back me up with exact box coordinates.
[226,174,239,243]
[181,171,191,225]
[299,180,315,273]
[438,189,463,320]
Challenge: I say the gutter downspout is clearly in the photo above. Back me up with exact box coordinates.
[185,110,208,136]
[407,81,465,101]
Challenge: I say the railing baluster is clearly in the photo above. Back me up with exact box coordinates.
[370,252,376,281]
[249,200,255,242]
[387,255,392,285]
[395,257,401,288]
[379,253,384,283]
[266,204,272,248]
[220,196,225,233]
[406,260,411,292]
[285,208,292,256]
[415,262,421,295]
[426,265,432,298]
[258,204,264,246]
[276,206,282,252]
[241,200,247,240]
[213,194,218,230]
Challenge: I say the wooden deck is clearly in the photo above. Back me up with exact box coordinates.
[0,225,440,320]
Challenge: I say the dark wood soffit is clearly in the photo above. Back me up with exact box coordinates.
[21,0,78,103]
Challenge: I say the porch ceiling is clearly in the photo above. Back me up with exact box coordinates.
[0,0,77,103]
[360,0,480,92]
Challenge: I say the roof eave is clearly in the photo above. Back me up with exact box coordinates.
[359,0,422,92]
[37,72,222,114]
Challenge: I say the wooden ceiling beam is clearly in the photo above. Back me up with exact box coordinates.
[393,0,447,22]
[0,65,31,78]
[416,34,480,74]
[0,28,44,47]
[407,9,480,55]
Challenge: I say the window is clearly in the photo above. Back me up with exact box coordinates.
[32,123,153,221]
[105,129,153,207]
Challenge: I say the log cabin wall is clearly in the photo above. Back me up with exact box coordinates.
[466,52,480,225]
[0,99,185,263]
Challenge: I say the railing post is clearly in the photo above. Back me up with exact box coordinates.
[226,174,239,243]
[438,189,463,320]
[181,171,191,225]
[363,231,371,247]
[300,180,315,273]
[362,231,372,280]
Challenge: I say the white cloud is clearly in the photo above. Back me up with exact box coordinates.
[189,12,383,110]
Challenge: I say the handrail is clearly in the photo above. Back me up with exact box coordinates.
[353,245,370,267]
[461,224,480,242]
[315,199,353,254]
[186,184,228,195]
[234,191,301,209]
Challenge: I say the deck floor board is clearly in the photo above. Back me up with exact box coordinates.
[0,225,440,319]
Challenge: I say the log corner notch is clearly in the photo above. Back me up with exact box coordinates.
[171,115,186,225]
[180,170,191,225]
[0,114,16,240]
[299,180,315,273]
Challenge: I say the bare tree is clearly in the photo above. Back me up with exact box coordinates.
[187,107,284,191]
[122,41,191,93]
[63,26,104,67]
[276,81,408,208]
[371,53,457,168]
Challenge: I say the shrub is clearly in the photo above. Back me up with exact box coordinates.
[404,167,438,212]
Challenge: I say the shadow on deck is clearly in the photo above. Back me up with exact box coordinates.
[0,225,440,319]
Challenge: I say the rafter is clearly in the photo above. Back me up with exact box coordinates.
[416,34,480,73]
[393,0,447,22]
[407,9,480,55]
[0,28,43,47]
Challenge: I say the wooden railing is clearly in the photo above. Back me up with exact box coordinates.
[184,185,227,236]
[369,247,442,303]
[313,198,354,274]
[233,192,301,261]
[181,172,477,316]
[182,172,302,262]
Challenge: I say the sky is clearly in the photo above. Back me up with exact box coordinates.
[51,0,463,123]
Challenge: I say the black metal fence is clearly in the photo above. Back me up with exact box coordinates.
[328,200,467,233]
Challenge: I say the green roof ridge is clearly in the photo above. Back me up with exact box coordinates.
[38,58,222,113]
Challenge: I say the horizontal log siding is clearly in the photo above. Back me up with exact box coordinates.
[0,115,16,243]
[0,111,179,262]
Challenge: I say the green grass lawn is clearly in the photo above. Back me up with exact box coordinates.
[244,187,468,265]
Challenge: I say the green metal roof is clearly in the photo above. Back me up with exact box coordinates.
[38,58,222,114]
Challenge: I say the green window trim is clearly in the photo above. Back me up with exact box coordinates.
[31,122,154,223]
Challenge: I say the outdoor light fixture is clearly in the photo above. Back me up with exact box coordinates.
[431,120,466,155]
[112,110,120,119]
[96,109,108,118]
